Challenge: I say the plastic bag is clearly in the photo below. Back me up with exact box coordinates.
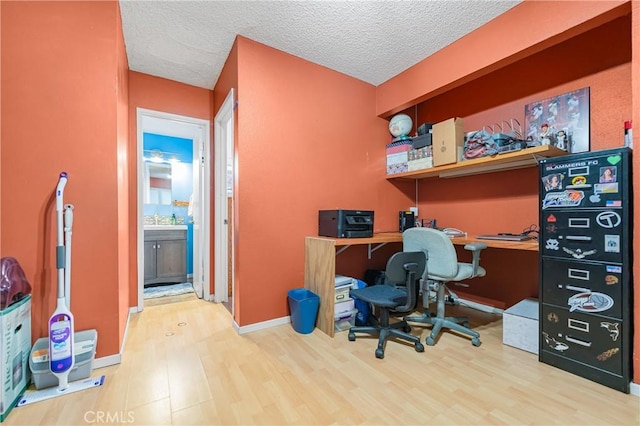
[352,279,371,326]
[0,257,32,310]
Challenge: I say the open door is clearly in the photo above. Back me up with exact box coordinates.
[214,89,235,307]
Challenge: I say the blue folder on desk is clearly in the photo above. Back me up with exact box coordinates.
[476,234,534,242]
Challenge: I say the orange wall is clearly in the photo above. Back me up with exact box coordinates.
[1,1,125,357]
[116,2,130,350]
[212,39,239,312]
[231,36,414,326]
[127,72,213,305]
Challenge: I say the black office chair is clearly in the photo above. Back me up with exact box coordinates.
[403,227,487,347]
[348,251,426,359]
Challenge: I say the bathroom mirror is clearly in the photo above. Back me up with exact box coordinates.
[144,162,172,205]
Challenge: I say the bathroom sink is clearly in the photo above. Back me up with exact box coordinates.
[144,224,187,231]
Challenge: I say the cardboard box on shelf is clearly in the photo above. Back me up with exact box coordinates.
[386,140,413,175]
[432,117,464,166]
[408,146,433,171]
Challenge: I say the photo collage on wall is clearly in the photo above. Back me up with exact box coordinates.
[524,87,590,153]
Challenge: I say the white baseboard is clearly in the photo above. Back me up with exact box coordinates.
[93,353,121,369]
[120,307,136,354]
[235,316,290,335]
[630,381,640,397]
[93,307,137,370]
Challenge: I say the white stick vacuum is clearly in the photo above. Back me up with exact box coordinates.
[17,172,105,406]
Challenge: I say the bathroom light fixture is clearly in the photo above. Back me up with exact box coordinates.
[149,149,164,163]
[144,149,181,164]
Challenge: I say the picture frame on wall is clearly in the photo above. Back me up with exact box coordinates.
[524,87,590,153]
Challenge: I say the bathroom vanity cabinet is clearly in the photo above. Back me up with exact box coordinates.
[144,228,187,285]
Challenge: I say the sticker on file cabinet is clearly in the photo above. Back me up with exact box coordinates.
[604,274,619,285]
[567,292,613,313]
[562,247,596,259]
[566,175,591,189]
[567,318,589,333]
[546,312,559,323]
[568,268,590,280]
[545,239,559,250]
[606,265,622,273]
[596,211,621,228]
[542,331,569,352]
[605,200,622,207]
[604,235,620,253]
[542,190,584,209]
[597,348,619,361]
[600,322,619,341]
[589,194,601,203]
[594,182,618,194]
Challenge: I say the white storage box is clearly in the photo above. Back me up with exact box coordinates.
[503,298,539,354]
[334,285,352,304]
[334,308,357,333]
[29,329,98,390]
[335,298,355,315]
[334,275,355,287]
[1,296,31,422]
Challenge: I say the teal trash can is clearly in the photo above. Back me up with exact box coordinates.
[287,288,320,334]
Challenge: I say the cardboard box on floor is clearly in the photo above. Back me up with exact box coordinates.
[1,296,31,422]
[432,117,464,166]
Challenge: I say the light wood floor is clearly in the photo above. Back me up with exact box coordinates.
[6,298,639,425]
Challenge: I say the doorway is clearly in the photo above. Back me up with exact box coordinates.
[136,108,211,311]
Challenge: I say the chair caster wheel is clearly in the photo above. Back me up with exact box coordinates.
[375,348,384,359]
[348,332,356,341]
[403,325,411,333]
[415,342,424,352]
[472,337,481,347]
[426,336,435,346]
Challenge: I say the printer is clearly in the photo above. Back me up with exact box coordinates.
[318,209,374,238]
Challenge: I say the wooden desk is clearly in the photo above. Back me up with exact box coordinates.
[450,235,539,252]
[304,233,402,337]
[304,232,538,337]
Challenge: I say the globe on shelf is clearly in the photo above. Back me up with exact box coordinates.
[389,114,413,140]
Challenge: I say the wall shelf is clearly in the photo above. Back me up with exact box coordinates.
[386,145,568,180]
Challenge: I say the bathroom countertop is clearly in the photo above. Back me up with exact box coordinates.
[144,225,188,231]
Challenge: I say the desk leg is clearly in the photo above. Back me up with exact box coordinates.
[304,238,336,337]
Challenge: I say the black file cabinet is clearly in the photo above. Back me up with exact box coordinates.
[538,147,632,393]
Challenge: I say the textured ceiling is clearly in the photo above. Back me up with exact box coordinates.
[119,0,521,90]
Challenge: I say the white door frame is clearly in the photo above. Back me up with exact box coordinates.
[214,89,235,305]
[136,108,211,311]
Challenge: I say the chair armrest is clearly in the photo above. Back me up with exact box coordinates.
[464,242,487,277]
[464,242,487,251]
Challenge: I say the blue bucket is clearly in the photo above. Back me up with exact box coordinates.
[287,288,320,334]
